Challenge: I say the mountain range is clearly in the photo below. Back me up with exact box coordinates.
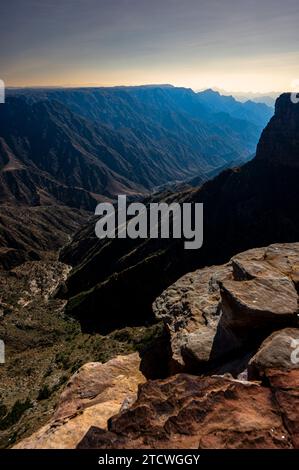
[0,85,273,266]
[1,86,272,208]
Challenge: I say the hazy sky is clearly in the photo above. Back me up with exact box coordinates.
[1,0,299,92]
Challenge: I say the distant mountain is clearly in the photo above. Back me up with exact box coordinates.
[197,89,273,127]
[0,96,145,210]
[0,85,273,265]
[207,88,279,107]
[58,93,299,333]
[2,86,272,209]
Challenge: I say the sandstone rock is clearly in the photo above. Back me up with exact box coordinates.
[14,353,145,449]
[220,277,298,330]
[153,243,299,373]
[78,373,293,449]
[153,264,240,372]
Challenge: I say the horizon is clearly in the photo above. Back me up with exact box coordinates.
[1,0,299,93]
[4,83,283,98]
[1,81,295,97]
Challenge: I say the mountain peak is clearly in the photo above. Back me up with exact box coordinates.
[256,93,299,167]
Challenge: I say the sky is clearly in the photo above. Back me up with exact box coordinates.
[1,0,299,92]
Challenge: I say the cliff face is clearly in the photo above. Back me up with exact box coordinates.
[256,93,299,167]
[59,93,299,333]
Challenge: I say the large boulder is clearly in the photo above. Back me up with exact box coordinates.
[153,243,299,373]
[153,263,240,372]
[14,353,145,449]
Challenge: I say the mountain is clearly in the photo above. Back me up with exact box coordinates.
[2,86,272,208]
[58,93,299,333]
[197,89,273,127]
[0,205,89,270]
[0,86,272,264]
[0,96,145,210]
[209,88,279,107]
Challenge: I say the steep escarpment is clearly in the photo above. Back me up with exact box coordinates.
[59,93,299,333]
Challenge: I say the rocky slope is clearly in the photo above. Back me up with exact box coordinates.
[78,372,297,449]
[59,93,299,333]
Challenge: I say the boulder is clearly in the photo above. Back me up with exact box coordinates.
[14,353,145,449]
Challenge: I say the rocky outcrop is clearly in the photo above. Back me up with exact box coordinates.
[153,263,239,372]
[77,373,294,449]
[153,243,299,374]
[13,243,299,450]
[75,243,299,450]
[14,353,145,449]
